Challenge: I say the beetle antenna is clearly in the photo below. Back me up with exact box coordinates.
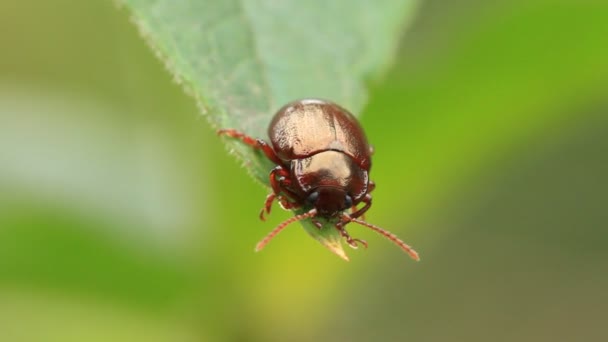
[255,209,318,252]
[342,214,420,261]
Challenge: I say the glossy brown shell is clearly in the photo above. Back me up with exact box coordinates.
[293,151,369,201]
[268,99,371,169]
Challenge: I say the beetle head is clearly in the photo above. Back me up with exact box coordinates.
[307,187,353,217]
[254,189,420,261]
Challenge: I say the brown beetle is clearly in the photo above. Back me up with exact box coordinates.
[219,99,419,261]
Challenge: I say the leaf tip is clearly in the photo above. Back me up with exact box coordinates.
[300,219,350,261]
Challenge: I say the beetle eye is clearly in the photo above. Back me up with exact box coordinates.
[307,191,319,204]
[344,195,353,208]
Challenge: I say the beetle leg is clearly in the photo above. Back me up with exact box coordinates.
[269,166,287,196]
[351,182,374,220]
[350,205,362,220]
[278,179,302,201]
[217,129,284,165]
[274,169,303,209]
[260,166,293,220]
[350,193,372,220]
[259,193,276,221]
[336,224,368,249]
[278,186,303,208]
[277,196,301,210]
[368,180,376,193]
[261,166,302,219]
[349,181,376,220]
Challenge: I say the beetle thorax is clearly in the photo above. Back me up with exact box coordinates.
[292,151,360,190]
[291,150,368,216]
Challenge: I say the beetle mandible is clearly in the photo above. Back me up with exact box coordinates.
[218,99,419,261]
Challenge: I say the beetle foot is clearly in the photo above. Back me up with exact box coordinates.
[259,205,272,221]
[259,196,273,221]
[337,224,368,249]
[346,237,368,250]
[277,196,290,210]
[277,196,300,211]
[259,208,268,221]
[260,193,276,221]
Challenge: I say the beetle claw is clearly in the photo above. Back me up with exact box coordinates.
[346,238,368,249]
[259,208,268,221]
[356,238,368,249]
[337,223,368,250]
[260,193,276,221]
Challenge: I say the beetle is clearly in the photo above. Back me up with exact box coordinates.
[218,98,419,261]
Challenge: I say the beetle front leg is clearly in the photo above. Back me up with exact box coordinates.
[349,180,375,219]
[217,129,284,165]
[277,196,301,211]
[368,180,376,193]
[260,166,288,220]
[259,193,277,221]
[260,166,301,220]
[350,193,372,220]
[336,223,368,249]
[268,166,287,194]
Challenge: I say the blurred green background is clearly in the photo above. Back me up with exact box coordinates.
[1,0,607,341]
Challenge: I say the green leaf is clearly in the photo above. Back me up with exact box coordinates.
[119,0,419,260]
